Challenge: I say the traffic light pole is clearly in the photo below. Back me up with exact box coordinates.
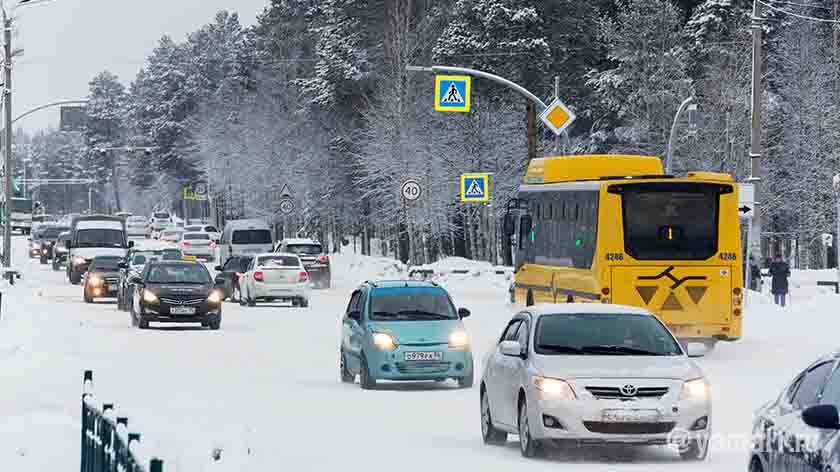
[3,7,12,267]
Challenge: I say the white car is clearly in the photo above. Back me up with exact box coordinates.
[240,253,310,307]
[480,304,711,460]
[125,215,148,237]
[159,228,184,244]
[148,211,172,233]
[184,224,221,242]
[178,232,216,260]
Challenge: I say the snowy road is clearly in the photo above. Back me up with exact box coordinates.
[0,235,836,471]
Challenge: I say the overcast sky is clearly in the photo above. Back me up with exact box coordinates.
[12,0,269,132]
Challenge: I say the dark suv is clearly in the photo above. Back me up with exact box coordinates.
[274,238,331,289]
[130,261,222,330]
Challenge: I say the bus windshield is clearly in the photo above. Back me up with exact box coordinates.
[618,182,724,261]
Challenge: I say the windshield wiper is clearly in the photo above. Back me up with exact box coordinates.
[580,345,663,356]
[537,344,586,354]
[397,310,452,320]
[371,311,398,318]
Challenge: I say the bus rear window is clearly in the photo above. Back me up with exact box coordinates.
[617,183,726,261]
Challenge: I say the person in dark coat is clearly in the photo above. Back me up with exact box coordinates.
[749,256,762,292]
[768,254,790,307]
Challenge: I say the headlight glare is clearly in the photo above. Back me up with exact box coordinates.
[142,290,159,304]
[88,275,103,287]
[680,377,709,401]
[448,330,470,348]
[372,332,397,350]
[207,290,222,304]
[73,256,86,266]
[533,376,576,400]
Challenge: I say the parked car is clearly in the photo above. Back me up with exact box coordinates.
[129,260,222,330]
[340,280,474,390]
[185,224,221,242]
[83,256,123,303]
[750,351,840,472]
[178,232,215,260]
[274,238,331,289]
[239,253,310,307]
[479,304,710,460]
[213,255,253,302]
[218,219,273,262]
[159,228,184,243]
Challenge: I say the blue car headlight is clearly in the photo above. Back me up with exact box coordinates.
[372,332,397,351]
[448,330,470,348]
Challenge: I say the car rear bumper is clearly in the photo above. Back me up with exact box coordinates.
[182,248,214,257]
[366,346,473,381]
[252,284,310,300]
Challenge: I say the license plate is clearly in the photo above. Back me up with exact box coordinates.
[601,409,660,423]
[404,352,442,361]
[170,306,196,315]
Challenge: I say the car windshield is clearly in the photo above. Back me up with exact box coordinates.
[534,313,682,356]
[285,244,322,255]
[184,233,209,240]
[146,264,211,284]
[153,213,169,219]
[232,229,272,244]
[75,229,125,248]
[258,255,299,267]
[90,257,122,272]
[368,287,457,321]
[41,227,68,239]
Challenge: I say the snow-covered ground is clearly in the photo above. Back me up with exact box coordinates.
[0,237,836,471]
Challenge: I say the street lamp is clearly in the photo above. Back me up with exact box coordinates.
[1,0,56,268]
[665,97,697,175]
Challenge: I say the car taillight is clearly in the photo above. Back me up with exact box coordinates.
[236,272,244,279]
[254,271,264,282]
[182,242,191,247]
[317,255,329,264]
[299,271,309,282]
[209,241,216,247]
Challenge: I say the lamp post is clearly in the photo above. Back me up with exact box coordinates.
[833,174,840,283]
[2,0,56,268]
[665,97,695,175]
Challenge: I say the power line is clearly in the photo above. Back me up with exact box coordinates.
[758,0,840,23]
[768,0,831,10]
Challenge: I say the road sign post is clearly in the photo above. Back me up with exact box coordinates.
[400,179,422,202]
[434,76,471,113]
[461,174,490,202]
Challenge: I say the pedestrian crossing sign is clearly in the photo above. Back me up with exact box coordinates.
[461,173,489,202]
[435,75,471,113]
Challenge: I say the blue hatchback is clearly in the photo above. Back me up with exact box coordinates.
[340,281,474,389]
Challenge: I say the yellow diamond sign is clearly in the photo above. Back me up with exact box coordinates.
[539,97,576,136]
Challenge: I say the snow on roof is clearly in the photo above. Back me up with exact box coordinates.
[281,238,320,245]
[527,303,653,317]
[367,280,439,288]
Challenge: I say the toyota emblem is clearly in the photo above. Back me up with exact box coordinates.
[620,384,638,397]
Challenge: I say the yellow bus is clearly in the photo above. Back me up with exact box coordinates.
[504,155,743,348]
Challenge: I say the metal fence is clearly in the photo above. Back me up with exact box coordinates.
[80,370,164,472]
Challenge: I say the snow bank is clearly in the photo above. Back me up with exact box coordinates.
[330,252,407,288]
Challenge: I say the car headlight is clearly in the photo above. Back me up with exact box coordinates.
[142,290,159,304]
[32,243,41,249]
[372,332,397,351]
[448,330,470,348]
[680,377,709,401]
[207,290,222,304]
[533,376,577,400]
[73,256,86,266]
[88,275,103,287]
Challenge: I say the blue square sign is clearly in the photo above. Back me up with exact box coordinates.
[461,173,489,202]
[435,75,471,113]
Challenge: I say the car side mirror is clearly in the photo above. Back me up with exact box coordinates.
[685,343,705,358]
[118,262,128,269]
[214,265,223,272]
[347,311,361,322]
[27,237,31,242]
[458,307,471,318]
[500,340,524,357]
[128,241,135,248]
[503,213,515,236]
[803,405,840,430]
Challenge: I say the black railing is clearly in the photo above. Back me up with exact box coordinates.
[80,370,164,472]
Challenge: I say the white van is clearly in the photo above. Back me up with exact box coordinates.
[149,211,172,232]
[67,215,131,285]
[218,219,274,263]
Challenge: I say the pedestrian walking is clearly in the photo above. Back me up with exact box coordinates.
[769,254,790,307]
[750,256,762,292]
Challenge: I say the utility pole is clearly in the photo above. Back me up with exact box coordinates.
[3,7,12,268]
[749,0,764,263]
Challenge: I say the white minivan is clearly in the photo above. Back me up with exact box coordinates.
[218,219,274,263]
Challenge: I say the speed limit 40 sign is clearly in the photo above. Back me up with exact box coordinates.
[401,179,422,202]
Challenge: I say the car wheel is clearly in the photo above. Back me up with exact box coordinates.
[209,318,221,330]
[679,434,710,461]
[340,351,355,383]
[481,389,508,445]
[518,399,542,458]
[300,298,309,308]
[359,354,376,390]
[458,369,474,388]
[135,306,149,329]
[247,293,256,307]
[231,285,241,303]
[703,340,717,352]
[290,298,298,307]
[749,456,764,472]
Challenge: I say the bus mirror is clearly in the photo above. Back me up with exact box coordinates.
[503,213,515,236]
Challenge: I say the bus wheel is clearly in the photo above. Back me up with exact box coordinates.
[526,290,534,307]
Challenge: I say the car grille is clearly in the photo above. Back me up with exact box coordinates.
[159,297,205,306]
[585,386,669,400]
[104,277,119,286]
[583,422,675,435]
[395,361,450,374]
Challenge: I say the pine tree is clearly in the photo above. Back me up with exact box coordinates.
[84,70,129,211]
